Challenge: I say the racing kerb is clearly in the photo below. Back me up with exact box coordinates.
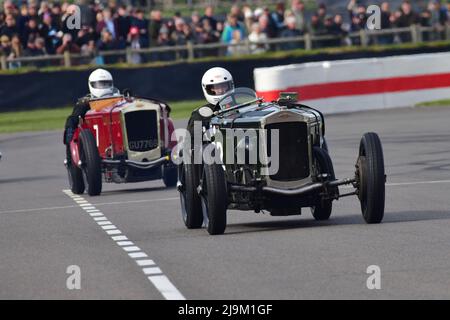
[254,52,450,114]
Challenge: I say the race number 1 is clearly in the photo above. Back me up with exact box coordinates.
[93,124,99,147]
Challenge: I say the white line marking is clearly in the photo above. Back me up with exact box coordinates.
[89,212,104,217]
[101,225,117,230]
[93,217,108,221]
[122,246,141,252]
[148,275,185,300]
[106,229,122,235]
[112,235,128,241]
[386,180,450,186]
[82,206,96,210]
[79,203,93,207]
[0,197,178,214]
[97,221,112,226]
[136,259,155,266]
[143,267,163,275]
[117,241,134,246]
[129,252,148,258]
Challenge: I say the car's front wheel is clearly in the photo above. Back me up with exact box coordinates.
[67,147,85,194]
[310,146,335,221]
[79,129,102,196]
[201,163,227,235]
[162,163,177,187]
[356,132,385,224]
[179,164,203,229]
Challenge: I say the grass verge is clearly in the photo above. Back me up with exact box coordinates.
[0,100,201,134]
[415,99,450,107]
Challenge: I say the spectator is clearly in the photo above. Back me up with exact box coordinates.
[230,5,244,23]
[116,6,131,43]
[7,34,23,68]
[242,5,254,32]
[149,10,162,46]
[397,0,418,42]
[221,14,245,44]
[291,0,306,33]
[280,16,302,50]
[97,29,120,64]
[127,26,144,64]
[271,2,286,35]
[201,6,217,31]
[56,33,80,54]
[227,29,248,56]
[0,35,12,57]
[131,9,149,47]
[248,22,268,54]
[1,14,19,39]
[156,25,175,61]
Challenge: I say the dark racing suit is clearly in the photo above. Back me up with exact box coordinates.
[63,94,91,162]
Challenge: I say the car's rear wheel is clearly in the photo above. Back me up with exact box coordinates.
[79,129,102,196]
[179,164,203,229]
[201,163,227,235]
[356,132,385,224]
[162,163,177,187]
[310,146,335,221]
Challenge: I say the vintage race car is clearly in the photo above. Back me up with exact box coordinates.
[65,94,177,196]
[177,88,386,235]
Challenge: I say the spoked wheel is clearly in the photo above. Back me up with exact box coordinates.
[79,129,102,196]
[310,146,336,221]
[200,163,227,235]
[178,164,203,229]
[356,132,385,224]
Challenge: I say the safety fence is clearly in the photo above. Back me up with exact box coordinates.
[0,25,447,70]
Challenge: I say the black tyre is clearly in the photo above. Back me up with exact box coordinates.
[310,146,335,221]
[162,164,177,187]
[179,164,203,229]
[79,129,102,196]
[67,160,85,195]
[201,163,227,235]
[357,132,385,223]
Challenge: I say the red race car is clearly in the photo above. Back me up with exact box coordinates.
[64,94,177,196]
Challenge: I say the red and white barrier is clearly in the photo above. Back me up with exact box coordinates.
[254,52,450,114]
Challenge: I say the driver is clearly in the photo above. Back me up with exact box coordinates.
[186,67,235,140]
[63,68,119,146]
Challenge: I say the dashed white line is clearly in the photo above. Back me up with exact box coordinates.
[148,275,185,300]
[122,246,141,252]
[101,225,117,230]
[117,241,134,246]
[143,267,163,275]
[62,189,185,300]
[129,252,148,258]
[136,259,155,266]
[97,221,112,226]
[106,229,122,235]
[112,235,128,241]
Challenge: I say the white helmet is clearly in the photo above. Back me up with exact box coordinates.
[201,67,234,105]
[88,68,114,98]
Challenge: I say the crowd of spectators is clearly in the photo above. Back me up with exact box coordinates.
[1,0,449,68]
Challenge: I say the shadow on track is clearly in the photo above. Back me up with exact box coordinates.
[99,186,176,195]
[0,175,61,183]
[223,210,450,235]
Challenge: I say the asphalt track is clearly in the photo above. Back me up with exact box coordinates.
[1,105,450,300]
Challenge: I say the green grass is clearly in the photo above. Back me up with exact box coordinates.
[0,100,201,134]
[415,99,450,107]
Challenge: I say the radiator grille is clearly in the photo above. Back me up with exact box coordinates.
[266,122,309,181]
[124,110,158,152]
